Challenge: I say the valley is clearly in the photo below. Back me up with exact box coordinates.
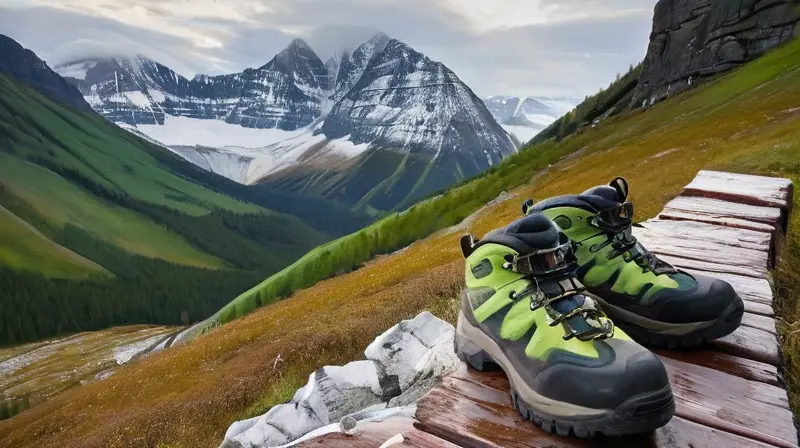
[0,325,177,420]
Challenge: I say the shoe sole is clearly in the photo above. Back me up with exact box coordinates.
[594,294,745,348]
[454,312,675,438]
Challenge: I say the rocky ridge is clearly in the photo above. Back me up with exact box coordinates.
[0,34,90,110]
[632,0,800,106]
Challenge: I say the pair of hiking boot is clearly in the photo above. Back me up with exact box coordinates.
[456,177,744,437]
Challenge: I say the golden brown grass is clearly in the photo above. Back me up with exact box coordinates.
[2,39,800,448]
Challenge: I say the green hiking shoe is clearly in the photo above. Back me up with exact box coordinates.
[526,177,745,348]
[457,213,674,437]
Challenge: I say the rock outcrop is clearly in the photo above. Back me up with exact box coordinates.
[0,34,91,110]
[219,312,460,448]
[632,0,800,107]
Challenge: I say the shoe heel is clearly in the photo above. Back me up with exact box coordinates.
[455,313,496,371]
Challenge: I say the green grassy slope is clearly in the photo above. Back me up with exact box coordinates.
[0,205,108,279]
[0,74,331,344]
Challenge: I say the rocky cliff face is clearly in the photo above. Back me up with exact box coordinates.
[633,0,800,107]
[56,39,328,130]
[0,34,90,110]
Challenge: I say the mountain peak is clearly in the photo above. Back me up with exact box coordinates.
[0,34,91,110]
[287,37,312,52]
[260,37,324,77]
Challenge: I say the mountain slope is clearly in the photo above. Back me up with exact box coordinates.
[5,31,800,448]
[0,36,337,345]
[0,35,90,111]
[59,34,515,213]
[264,38,516,211]
[57,39,327,131]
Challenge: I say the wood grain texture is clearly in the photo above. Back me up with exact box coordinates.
[661,356,796,447]
[633,221,770,275]
[637,219,772,252]
[662,195,781,225]
[711,324,780,365]
[656,253,767,278]
[741,312,777,335]
[654,349,779,386]
[416,368,779,448]
[682,170,793,209]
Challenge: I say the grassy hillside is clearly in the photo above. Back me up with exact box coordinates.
[532,63,642,144]
[2,35,798,448]
[0,205,108,279]
[0,74,333,344]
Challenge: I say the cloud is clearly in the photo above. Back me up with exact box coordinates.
[0,0,658,97]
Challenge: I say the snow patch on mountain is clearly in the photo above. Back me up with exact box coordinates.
[502,125,541,144]
[128,117,370,184]
[483,95,581,142]
[54,60,98,80]
[136,115,302,148]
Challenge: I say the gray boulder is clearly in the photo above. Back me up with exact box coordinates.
[219,312,459,448]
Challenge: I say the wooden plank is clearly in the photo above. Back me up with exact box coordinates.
[636,219,772,253]
[682,170,793,210]
[681,268,776,314]
[661,357,796,447]
[656,254,767,278]
[654,349,780,386]
[743,299,775,317]
[416,369,777,448]
[634,226,769,277]
[712,324,780,366]
[401,429,464,447]
[681,269,774,305]
[660,209,777,233]
[741,312,777,335]
[661,196,782,227]
[298,415,459,448]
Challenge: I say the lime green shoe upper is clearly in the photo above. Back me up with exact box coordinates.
[459,212,669,410]
[524,178,743,337]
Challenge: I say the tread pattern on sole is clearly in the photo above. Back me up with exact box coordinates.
[455,328,676,438]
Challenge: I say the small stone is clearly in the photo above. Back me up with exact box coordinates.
[339,416,358,435]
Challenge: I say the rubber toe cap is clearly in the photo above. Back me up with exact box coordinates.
[535,340,670,410]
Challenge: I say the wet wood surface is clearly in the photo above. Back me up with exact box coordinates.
[653,348,780,386]
[415,368,778,448]
[712,324,780,366]
[303,171,796,447]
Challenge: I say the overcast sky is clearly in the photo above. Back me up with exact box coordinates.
[0,0,658,98]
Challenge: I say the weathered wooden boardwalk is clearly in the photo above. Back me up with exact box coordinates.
[302,171,796,448]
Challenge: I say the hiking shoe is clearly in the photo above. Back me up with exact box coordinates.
[457,213,674,437]
[526,177,744,347]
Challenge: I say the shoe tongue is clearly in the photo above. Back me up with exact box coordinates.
[542,282,593,334]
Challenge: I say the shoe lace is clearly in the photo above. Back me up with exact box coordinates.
[512,275,615,342]
[589,203,677,275]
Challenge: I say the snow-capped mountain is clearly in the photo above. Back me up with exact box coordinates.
[56,38,328,131]
[57,34,515,210]
[482,95,580,143]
